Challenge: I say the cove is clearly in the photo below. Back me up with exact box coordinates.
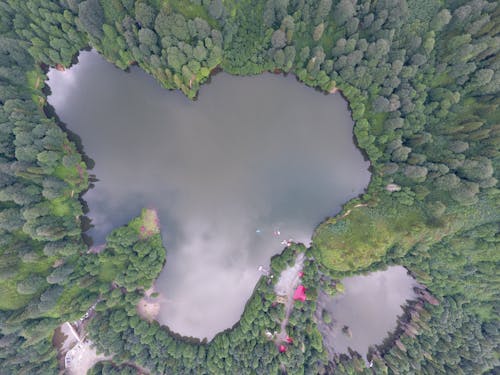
[47,50,370,340]
[316,266,418,361]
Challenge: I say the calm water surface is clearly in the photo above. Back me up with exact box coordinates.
[47,50,370,340]
[317,266,418,360]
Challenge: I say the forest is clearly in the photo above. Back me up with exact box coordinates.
[0,0,498,373]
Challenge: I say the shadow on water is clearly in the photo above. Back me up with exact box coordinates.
[41,72,98,247]
[42,97,96,170]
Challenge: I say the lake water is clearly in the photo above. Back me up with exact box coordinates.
[316,266,418,361]
[47,50,370,340]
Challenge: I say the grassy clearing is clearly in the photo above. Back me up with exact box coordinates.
[312,202,432,273]
[128,208,160,238]
[53,160,88,189]
[53,164,78,181]
[0,249,54,310]
[98,262,119,283]
[25,69,46,107]
[141,209,160,236]
[50,197,71,216]
[55,284,84,313]
[0,282,34,310]
[313,207,392,272]
[26,69,41,90]
[312,193,477,274]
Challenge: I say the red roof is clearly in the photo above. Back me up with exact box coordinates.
[285,336,294,344]
[279,345,287,353]
[293,285,307,301]
[298,271,304,278]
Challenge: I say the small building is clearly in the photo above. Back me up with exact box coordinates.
[293,285,307,301]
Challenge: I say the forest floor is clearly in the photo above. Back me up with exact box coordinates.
[137,286,161,322]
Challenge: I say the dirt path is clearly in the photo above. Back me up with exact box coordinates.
[274,253,305,342]
[339,203,368,219]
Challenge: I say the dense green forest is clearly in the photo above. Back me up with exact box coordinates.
[0,0,497,373]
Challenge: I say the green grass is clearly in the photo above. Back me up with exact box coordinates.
[26,69,40,89]
[127,208,160,238]
[0,282,34,310]
[0,247,54,310]
[368,112,389,135]
[54,281,101,319]
[25,69,46,106]
[312,202,435,273]
[53,160,88,189]
[50,197,71,216]
[53,164,78,182]
[313,207,394,272]
[141,209,160,235]
[98,262,119,283]
[312,191,479,274]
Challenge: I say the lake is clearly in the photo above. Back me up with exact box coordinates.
[47,50,370,340]
[316,266,418,361]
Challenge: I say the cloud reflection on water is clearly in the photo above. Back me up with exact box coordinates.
[47,50,370,340]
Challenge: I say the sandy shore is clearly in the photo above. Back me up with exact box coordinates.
[329,87,339,94]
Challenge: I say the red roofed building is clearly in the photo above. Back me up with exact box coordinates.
[293,285,307,301]
[285,336,294,344]
[279,345,287,353]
